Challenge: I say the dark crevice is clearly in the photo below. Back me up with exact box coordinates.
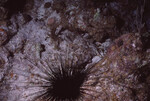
[136,63,150,83]
[44,2,51,8]
[83,0,115,9]
[115,16,125,30]
[1,32,17,46]
[100,33,110,43]
[4,0,27,19]
[143,0,150,32]
[39,44,46,58]
[141,32,150,51]
[23,14,33,24]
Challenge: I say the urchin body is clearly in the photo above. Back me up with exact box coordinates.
[34,63,90,101]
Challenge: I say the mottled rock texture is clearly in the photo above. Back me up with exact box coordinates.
[0,0,150,101]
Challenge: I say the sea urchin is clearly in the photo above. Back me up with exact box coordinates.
[32,62,90,101]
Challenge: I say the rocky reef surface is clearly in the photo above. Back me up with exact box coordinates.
[0,0,150,101]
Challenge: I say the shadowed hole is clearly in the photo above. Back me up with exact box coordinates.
[4,0,27,19]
